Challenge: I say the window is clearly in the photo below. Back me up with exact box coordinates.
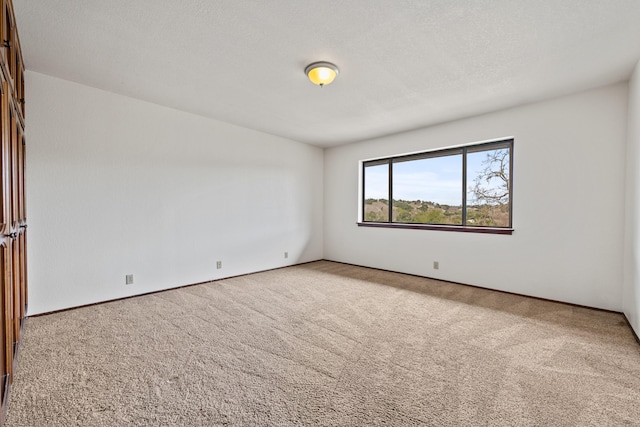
[361,139,513,234]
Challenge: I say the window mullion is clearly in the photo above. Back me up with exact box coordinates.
[388,160,393,223]
[462,148,467,226]
[508,144,513,228]
[361,162,366,223]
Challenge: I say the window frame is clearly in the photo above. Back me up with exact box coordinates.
[359,138,513,235]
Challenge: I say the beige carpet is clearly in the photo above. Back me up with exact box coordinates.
[5,261,640,426]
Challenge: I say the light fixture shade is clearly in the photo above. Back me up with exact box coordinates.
[305,61,339,86]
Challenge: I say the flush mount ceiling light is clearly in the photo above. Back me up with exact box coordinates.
[305,61,339,87]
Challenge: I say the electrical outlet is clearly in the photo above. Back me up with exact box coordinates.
[284,252,288,259]
[433,261,439,270]
[125,274,134,285]
[216,261,222,269]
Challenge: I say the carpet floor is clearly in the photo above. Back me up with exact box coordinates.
[5,261,640,426]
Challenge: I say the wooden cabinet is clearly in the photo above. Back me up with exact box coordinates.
[0,0,24,422]
[0,239,10,408]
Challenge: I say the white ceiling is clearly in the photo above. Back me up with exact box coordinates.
[12,0,640,147]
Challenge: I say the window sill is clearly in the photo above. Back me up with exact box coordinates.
[356,222,513,235]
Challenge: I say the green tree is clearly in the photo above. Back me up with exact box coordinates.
[365,211,385,222]
[418,209,444,224]
[393,200,413,211]
[467,206,496,226]
[396,209,413,222]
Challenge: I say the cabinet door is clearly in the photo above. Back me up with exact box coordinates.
[7,98,16,229]
[10,233,18,345]
[16,121,22,223]
[1,1,14,84]
[0,0,21,417]
[17,125,24,318]
[0,81,7,235]
[0,1,10,76]
[0,239,11,394]
[16,51,22,117]
[17,228,24,315]
[6,100,18,343]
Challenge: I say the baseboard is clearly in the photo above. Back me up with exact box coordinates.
[322,259,623,313]
[29,260,322,318]
[28,258,640,348]
[322,259,640,347]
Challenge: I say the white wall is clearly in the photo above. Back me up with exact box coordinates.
[623,61,640,336]
[24,70,633,317]
[25,71,324,315]
[325,83,628,311]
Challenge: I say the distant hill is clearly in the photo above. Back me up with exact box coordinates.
[363,198,509,227]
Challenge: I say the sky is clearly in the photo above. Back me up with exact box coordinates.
[364,149,506,205]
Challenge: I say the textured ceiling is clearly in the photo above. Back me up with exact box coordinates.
[12,0,640,147]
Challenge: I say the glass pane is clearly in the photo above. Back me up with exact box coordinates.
[392,154,463,224]
[466,148,510,227]
[363,163,389,222]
